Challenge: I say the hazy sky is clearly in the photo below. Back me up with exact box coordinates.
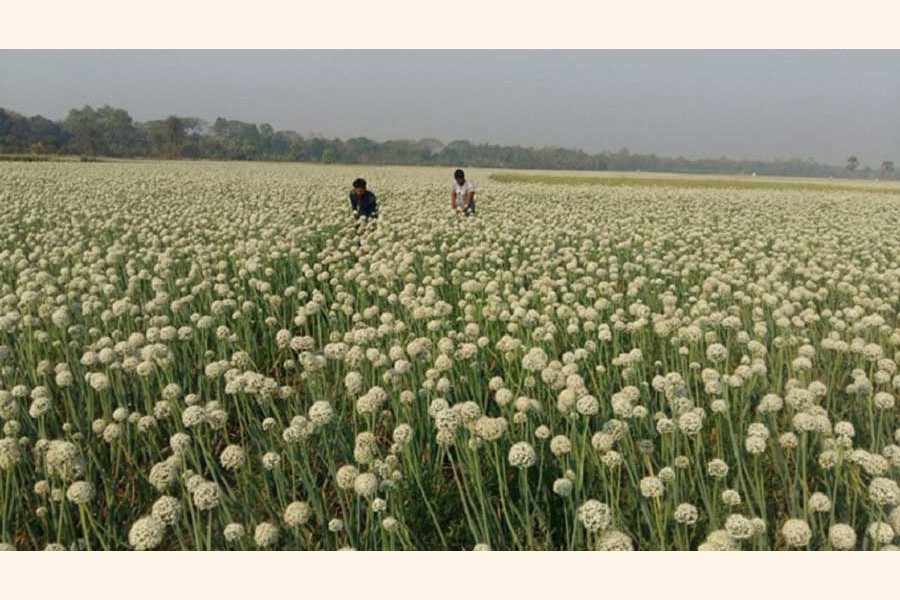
[2,50,898,165]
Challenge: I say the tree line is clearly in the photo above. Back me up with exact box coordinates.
[0,104,895,180]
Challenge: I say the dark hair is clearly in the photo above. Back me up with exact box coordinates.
[454,169,465,180]
[352,178,367,189]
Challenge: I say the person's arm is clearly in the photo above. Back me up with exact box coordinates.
[450,188,458,210]
[463,183,475,210]
[463,190,475,210]
[350,192,359,217]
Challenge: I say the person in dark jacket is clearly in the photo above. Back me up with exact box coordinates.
[350,178,378,220]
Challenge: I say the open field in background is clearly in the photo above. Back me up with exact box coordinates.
[490,171,900,194]
[5,153,899,193]
[0,154,104,163]
[1,161,899,551]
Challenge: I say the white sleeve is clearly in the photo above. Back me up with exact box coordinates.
[467,181,475,193]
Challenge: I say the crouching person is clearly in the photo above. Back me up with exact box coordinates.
[350,178,378,221]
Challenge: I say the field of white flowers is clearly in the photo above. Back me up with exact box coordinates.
[1,161,899,551]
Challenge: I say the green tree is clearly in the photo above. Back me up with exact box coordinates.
[97,105,142,156]
[63,105,142,156]
[0,108,30,151]
[211,117,261,159]
[27,115,65,152]
[63,106,102,155]
[143,116,192,157]
[322,148,336,164]
[163,116,187,157]
[846,155,859,172]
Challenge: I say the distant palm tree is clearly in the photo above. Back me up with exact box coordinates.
[881,160,895,178]
[846,155,859,172]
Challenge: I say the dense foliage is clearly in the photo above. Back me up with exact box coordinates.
[2,105,894,179]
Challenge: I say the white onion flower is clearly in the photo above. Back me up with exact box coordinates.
[254,521,280,548]
[219,445,246,471]
[151,495,182,526]
[868,478,900,507]
[674,503,699,525]
[129,515,166,550]
[65,481,95,505]
[639,476,664,499]
[508,442,536,469]
[577,500,612,532]
[223,523,246,542]
[283,501,312,527]
[828,524,857,550]
[781,519,812,548]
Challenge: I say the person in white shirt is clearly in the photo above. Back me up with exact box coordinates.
[450,169,476,216]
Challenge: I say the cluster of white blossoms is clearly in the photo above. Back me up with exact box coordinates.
[0,162,898,550]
